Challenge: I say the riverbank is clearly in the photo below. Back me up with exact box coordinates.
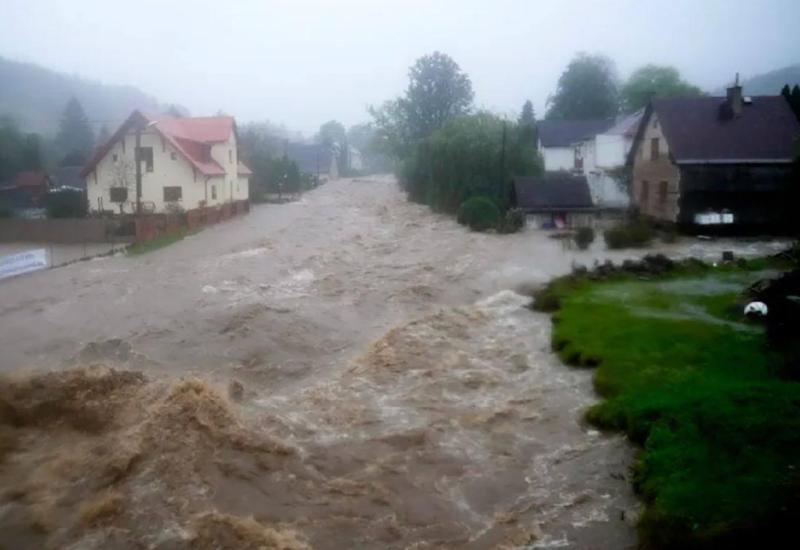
[533,254,800,549]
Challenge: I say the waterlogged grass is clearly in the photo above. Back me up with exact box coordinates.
[126,231,188,256]
[545,267,800,549]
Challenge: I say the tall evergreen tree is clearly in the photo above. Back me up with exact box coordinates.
[56,97,94,160]
[518,100,538,148]
[781,84,792,102]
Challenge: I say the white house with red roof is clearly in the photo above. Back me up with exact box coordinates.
[82,111,252,214]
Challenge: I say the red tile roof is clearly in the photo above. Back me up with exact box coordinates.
[14,171,50,188]
[81,111,251,178]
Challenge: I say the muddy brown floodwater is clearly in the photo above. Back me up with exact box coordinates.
[0,176,788,549]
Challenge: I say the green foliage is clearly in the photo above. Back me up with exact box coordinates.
[497,207,526,234]
[573,226,595,250]
[456,196,501,232]
[370,52,473,160]
[45,190,87,218]
[621,65,703,113]
[317,120,346,147]
[0,117,42,182]
[604,218,653,248]
[400,112,542,215]
[56,97,94,162]
[546,53,619,120]
[0,198,13,218]
[518,100,538,149]
[548,270,800,548]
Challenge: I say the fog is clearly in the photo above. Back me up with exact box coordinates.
[1,0,799,134]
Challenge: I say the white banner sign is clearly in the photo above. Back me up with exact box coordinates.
[0,249,49,281]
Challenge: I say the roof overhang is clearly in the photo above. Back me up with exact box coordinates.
[675,158,794,165]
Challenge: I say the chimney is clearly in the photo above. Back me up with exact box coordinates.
[726,73,743,117]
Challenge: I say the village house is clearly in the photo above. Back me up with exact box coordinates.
[537,118,615,172]
[81,111,252,214]
[285,142,338,182]
[575,110,642,207]
[0,170,51,215]
[511,173,600,229]
[628,80,800,232]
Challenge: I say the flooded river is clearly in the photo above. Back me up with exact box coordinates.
[0,176,787,548]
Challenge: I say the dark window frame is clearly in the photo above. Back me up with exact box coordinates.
[110,187,128,203]
[650,138,660,161]
[211,185,217,200]
[659,181,668,205]
[136,146,154,172]
[163,186,182,202]
[641,180,649,204]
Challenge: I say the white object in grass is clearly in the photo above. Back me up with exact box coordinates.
[744,301,768,317]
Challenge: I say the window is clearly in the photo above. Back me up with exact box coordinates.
[650,138,660,160]
[110,187,128,203]
[652,118,658,129]
[112,153,118,162]
[163,186,182,202]
[136,146,154,172]
[229,150,233,163]
[659,181,668,205]
[641,180,649,204]
[211,185,217,200]
[171,152,177,161]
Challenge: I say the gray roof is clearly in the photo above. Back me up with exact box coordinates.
[636,95,800,164]
[537,118,615,148]
[513,174,594,210]
[605,109,644,137]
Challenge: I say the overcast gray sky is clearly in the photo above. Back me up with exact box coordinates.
[2,0,799,135]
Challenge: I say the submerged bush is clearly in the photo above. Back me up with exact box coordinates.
[497,207,526,234]
[457,196,501,232]
[573,227,595,250]
[604,218,653,249]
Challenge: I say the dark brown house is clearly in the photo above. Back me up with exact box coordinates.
[627,80,800,232]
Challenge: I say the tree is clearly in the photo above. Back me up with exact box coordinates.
[620,65,703,112]
[164,105,186,117]
[317,120,346,147]
[0,117,42,181]
[546,53,619,120]
[402,52,474,138]
[56,97,94,161]
[518,100,538,148]
[369,52,473,160]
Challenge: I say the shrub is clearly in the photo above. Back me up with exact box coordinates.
[0,199,13,218]
[497,207,526,234]
[45,190,87,218]
[574,227,595,250]
[604,219,653,249]
[457,196,501,232]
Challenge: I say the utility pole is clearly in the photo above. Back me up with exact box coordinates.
[499,120,507,204]
[135,121,142,214]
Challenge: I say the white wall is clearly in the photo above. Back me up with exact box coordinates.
[541,147,575,171]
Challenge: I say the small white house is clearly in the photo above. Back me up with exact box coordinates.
[575,110,642,208]
[82,111,251,214]
[537,118,614,172]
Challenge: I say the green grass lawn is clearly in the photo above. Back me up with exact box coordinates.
[541,266,800,549]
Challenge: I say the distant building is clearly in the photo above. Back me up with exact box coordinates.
[284,143,338,182]
[511,173,598,229]
[50,166,85,192]
[537,118,614,172]
[81,111,251,214]
[0,170,50,210]
[627,80,800,232]
[575,110,642,208]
